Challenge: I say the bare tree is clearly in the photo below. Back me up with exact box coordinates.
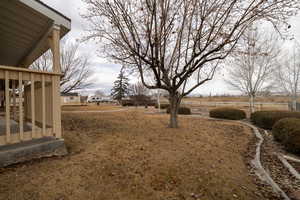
[275,43,300,111]
[129,81,151,106]
[226,26,280,113]
[95,90,106,97]
[129,82,149,96]
[31,40,92,93]
[83,0,299,127]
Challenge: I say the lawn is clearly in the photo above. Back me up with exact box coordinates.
[0,110,264,200]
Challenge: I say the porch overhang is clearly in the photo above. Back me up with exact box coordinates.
[0,0,71,68]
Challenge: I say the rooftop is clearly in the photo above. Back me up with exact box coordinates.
[0,0,71,67]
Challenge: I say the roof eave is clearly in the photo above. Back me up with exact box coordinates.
[18,0,71,30]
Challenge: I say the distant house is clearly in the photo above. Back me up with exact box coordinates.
[61,93,87,106]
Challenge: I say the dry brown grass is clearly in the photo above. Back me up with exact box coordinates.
[62,104,122,111]
[184,96,291,103]
[0,110,263,200]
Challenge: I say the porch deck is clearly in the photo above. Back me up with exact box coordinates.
[0,136,67,167]
[0,117,31,136]
[0,0,71,166]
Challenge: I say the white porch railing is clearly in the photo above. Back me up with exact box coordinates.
[0,65,62,146]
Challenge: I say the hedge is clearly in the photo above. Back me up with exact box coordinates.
[121,101,134,106]
[121,99,155,107]
[209,107,246,120]
[272,118,300,154]
[251,111,300,130]
[155,103,170,109]
[166,107,191,115]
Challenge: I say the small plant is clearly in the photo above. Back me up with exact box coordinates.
[272,118,300,154]
[167,107,191,115]
[251,111,300,129]
[209,107,246,120]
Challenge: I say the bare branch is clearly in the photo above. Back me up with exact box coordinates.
[31,40,92,93]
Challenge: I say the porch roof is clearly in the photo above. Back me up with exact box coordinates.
[0,0,71,68]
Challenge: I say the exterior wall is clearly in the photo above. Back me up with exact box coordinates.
[61,96,81,105]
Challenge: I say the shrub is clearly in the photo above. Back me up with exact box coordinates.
[166,107,191,115]
[155,103,170,109]
[121,99,155,107]
[209,107,246,120]
[121,100,134,106]
[272,118,300,154]
[251,111,300,130]
[147,101,156,107]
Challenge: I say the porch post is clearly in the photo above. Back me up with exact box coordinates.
[50,24,62,138]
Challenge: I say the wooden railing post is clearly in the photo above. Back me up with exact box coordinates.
[0,66,64,146]
[42,74,46,136]
[19,72,24,140]
[5,71,10,143]
[12,80,17,120]
[31,73,35,138]
[50,24,62,138]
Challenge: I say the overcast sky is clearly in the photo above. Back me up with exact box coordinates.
[42,0,300,96]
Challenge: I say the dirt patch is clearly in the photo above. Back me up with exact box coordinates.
[0,110,271,200]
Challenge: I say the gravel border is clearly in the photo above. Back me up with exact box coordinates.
[239,121,291,200]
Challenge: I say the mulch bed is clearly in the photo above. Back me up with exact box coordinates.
[244,131,282,200]
[258,129,300,198]
[289,161,300,172]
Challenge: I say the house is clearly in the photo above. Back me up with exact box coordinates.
[0,0,71,167]
[61,92,85,105]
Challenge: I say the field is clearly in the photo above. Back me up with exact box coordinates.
[0,109,267,200]
[184,95,291,103]
[156,96,291,116]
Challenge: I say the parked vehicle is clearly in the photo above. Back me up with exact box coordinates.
[87,96,115,103]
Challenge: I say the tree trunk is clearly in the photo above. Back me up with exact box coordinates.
[168,93,181,128]
[157,91,161,112]
[249,95,255,114]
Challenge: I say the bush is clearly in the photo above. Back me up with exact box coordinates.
[166,107,191,115]
[121,99,155,107]
[209,107,246,120]
[121,100,134,106]
[155,103,170,109]
[251,111,300,130]
[147,102,156,107]
[272,118,300,154]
